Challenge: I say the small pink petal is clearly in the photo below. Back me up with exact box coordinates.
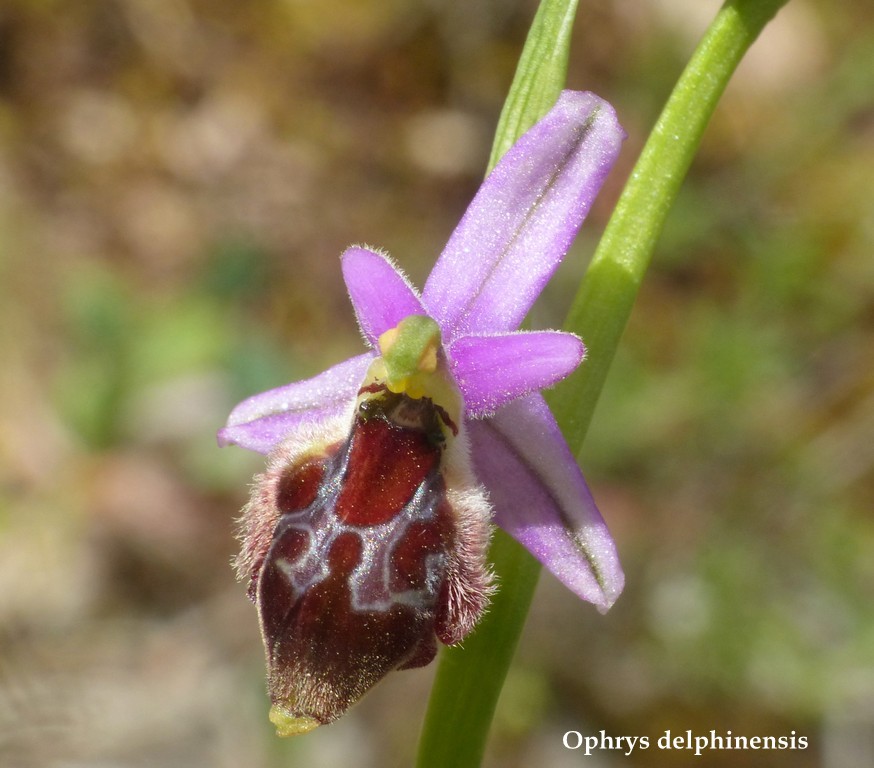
[448,331,585,417]
[342,247,426,345]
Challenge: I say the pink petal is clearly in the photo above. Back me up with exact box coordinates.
[218,353,373,454]
[448,331,585,417]
[468,394,623,612]
[341,247,426,346]
[422,91,624,339]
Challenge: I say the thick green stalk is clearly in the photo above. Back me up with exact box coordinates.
[416,2,789,767]
[551,0,790,442]
[415,530,541,768]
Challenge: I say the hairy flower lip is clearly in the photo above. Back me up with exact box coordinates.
[244,355,494,728]
[222,89,625,625]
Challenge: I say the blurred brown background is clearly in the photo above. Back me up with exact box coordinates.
[1,1,872,766]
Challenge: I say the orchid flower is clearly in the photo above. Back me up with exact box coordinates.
[218,90,625,735]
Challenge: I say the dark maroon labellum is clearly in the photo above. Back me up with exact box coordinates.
[253,389,462,727]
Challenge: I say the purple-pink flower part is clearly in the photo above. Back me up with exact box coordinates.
[219,90,626,733]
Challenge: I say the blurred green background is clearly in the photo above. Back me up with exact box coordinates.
[1,1,872,766]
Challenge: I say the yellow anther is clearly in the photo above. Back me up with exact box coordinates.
[377,326,400,357]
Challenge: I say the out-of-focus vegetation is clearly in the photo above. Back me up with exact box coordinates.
[0,1,871,766]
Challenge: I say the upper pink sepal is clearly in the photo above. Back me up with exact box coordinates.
[422,91,624,340]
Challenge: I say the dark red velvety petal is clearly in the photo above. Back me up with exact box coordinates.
[334,417,438,526]
[255,392,461,726]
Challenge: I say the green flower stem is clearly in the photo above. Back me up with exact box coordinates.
[418,4,578,766]
[552,0,791,444]
[415,530,541,768]
[416,2,789,767]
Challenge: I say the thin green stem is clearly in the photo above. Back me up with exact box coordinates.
[487,0,580,171]
[417,4,579,766]
[416,1,789,766]
[417,4,578,767]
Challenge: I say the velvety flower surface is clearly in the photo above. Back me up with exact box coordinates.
[219,90,625,733]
